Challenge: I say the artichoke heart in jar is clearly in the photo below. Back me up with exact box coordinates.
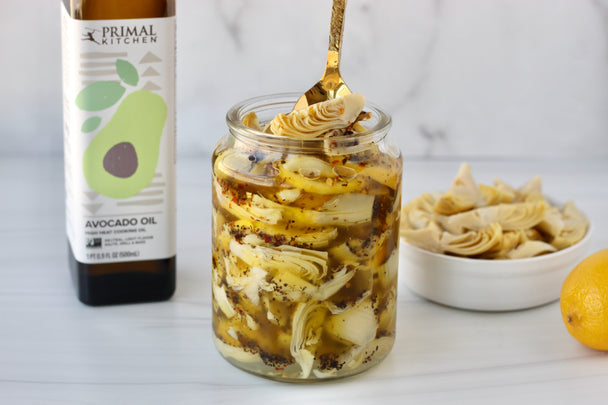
[211,93,402,381]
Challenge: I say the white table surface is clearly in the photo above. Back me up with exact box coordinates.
[1,156,607,405]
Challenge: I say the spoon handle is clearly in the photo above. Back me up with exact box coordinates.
[325,0,346,72]
[328,0,346,53]
[293,0,350,110]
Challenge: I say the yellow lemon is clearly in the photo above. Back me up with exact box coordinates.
[560,249,608,351]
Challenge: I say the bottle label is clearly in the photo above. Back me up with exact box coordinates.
[61,5,176,264]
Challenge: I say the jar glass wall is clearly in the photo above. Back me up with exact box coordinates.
[211,94,402,381]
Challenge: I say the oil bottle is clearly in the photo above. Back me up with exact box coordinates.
[61,0,176,305]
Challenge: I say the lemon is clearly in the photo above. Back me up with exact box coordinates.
[560,249,608,351]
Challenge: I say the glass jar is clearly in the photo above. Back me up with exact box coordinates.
[211,93,402,381]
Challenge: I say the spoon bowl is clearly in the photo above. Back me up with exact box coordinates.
[293,0,352,111]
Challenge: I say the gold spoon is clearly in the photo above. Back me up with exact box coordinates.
[293,0,352,111]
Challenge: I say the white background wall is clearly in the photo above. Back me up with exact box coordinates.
[1,0,607,158]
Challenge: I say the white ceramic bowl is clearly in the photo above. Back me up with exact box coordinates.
[399,225,593,311]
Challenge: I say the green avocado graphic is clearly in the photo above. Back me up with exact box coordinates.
[82,89,167,199]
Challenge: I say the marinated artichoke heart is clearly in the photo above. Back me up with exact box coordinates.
[212,95,401,380]
[400,163,589,259]
[269,93,367,138]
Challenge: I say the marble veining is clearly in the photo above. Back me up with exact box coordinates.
[215,0,247,50]
[1,0,608,158]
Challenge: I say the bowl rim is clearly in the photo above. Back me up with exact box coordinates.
[400,223,593,277]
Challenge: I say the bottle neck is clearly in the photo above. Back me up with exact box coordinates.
[68,0,175,20]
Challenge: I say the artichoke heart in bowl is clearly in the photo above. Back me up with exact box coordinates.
[399,163,591,311]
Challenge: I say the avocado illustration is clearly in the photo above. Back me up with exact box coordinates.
[82,89,167,199]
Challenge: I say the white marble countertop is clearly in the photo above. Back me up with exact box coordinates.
[1,156,607,404]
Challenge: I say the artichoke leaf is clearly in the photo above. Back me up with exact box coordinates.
[290,302,328,378]
[313,265,356,301]
[229,239,328,282]
[442,222,503,256]
[433,163,484,215]
[326,299,377,346]
[250,191,375,226]
[226,219,338,249]
[213,336,261,364]
[357,165,400,190]
[479,183,515,206]
[344,336,394,371]
[437,201,548,234]
[212,283,236,319]
[506,240,557,259]
[304,193,375,226]
[328,243,362,265]
[400,192,437,230]
[224,257,273,306]
[551,201,589,249]
[282,155,335,177]
[277,165,363,195]
[377,250,399,289]
[213,179,282,224]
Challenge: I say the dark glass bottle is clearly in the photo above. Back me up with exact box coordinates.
[62,0,176,305]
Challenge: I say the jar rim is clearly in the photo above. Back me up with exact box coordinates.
[225,93,392,150]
